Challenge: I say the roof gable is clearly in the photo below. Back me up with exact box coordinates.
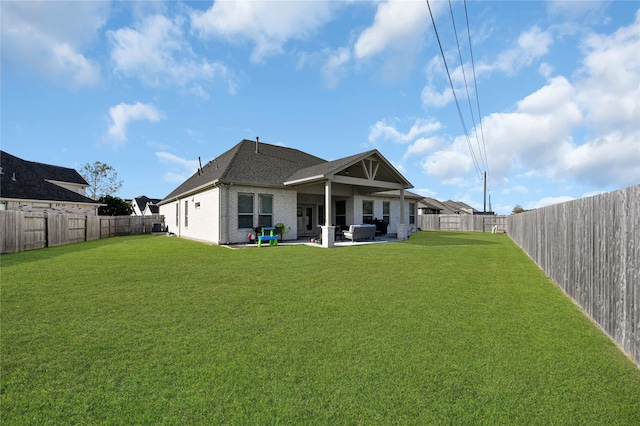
[285,149,412,191]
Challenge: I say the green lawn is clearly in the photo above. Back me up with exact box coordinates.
[2,232,639,424]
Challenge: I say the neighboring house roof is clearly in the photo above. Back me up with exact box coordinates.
[442,200,479,214]
[160,139,412,204]
[419,197,447,212]
[0,150,98,204]
[143,204,159,214]
[131,195,161,214]
[133,196,161,208]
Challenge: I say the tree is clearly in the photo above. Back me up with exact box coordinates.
[98,195,133,216]
[80,161,123,200]
[512,204,526,214]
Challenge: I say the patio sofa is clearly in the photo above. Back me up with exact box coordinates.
[342,224,376,242]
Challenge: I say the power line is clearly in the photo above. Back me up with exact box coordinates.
[447,0,487,175]
[425,0,483,181]
[464,0,489,177]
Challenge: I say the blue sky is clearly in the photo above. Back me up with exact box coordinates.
[2,0,639,214]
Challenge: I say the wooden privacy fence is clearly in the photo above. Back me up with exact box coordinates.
[0,212,165,254]
[507,185,640,367]
[419,214,507,232]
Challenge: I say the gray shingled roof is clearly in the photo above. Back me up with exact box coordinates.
[443,200,478,214]
[0,151,98,204]
[284,151,373,183]
[160,140,414,203]
[161,140,326,202]
[419,197,447,212]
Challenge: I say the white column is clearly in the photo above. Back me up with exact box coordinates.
[322,180,335,247]
[397,188,407,241]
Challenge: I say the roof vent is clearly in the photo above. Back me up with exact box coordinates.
[255,136,259,154]
[11,172,16,182]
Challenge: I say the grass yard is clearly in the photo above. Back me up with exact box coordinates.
[1,231,639,424]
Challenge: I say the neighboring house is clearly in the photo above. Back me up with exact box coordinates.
[442,200,479,215]
[418,197,446,215]
[418,198,480,215]
[142,203,159,216]
[0,150,100,215]
[130,195,161,216]
[158,139,418,247]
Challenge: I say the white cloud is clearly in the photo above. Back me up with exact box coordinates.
[490,26,554,76]
[548,0,608,21]
[354,0,437,60]
[1,1,106,87]
[369,118,442,146]
[422,25,553,108]
[156,152,200,184]
[109,14,233,94]
[575,11,640,134]
[422,144,475,185]
[564,131,640,187]
[526,195,575,210]
[405,136,444,158]
[421,83,454,108]
[191,1,336,64]
[419,12,640,192]
[108,102,165,143]
[321,47,351,89]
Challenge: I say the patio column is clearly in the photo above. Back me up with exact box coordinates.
[397,188,408,241]
[322,180,335,248]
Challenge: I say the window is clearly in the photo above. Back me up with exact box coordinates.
[238,193,254,228]
[362,200,373,223]
[176,203,179,227]
[383,201,390,225]
[409,202,415,225]
[184,200,189,227]
[258,194,273,227]
[335,200,346,226]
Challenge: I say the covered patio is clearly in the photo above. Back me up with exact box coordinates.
[284,150,414,248]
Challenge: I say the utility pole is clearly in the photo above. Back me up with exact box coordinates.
[483,171,487,213]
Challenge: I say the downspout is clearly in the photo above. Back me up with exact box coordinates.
[325,179,332,226]
[225,184,230,244]
[400,188,405,225]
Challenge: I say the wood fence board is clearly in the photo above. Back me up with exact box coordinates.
[507,185,639,368]
[418,214,507,233]
[0,212,164,254]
